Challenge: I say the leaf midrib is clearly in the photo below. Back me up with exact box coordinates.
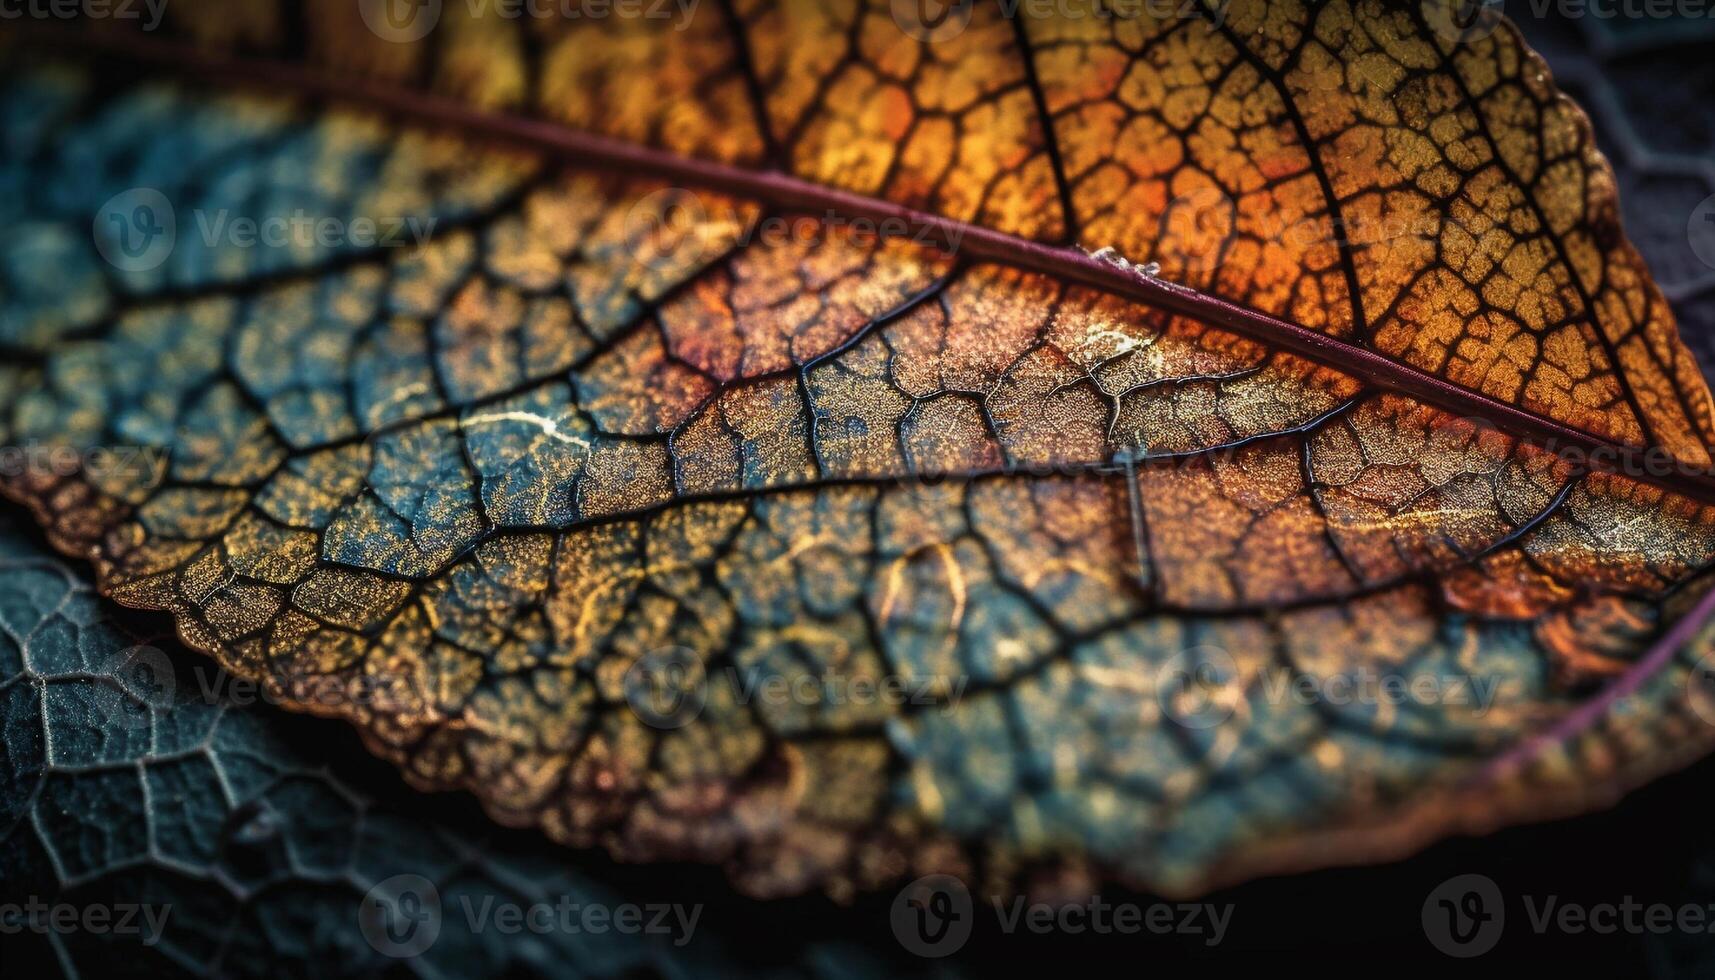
[20,22,1715,872]
[25,27,1715,507]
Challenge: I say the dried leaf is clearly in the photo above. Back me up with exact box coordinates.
[5,1,1715,900]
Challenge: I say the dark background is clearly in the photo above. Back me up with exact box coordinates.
[5,9,1715,979]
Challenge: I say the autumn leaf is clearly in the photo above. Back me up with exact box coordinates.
[5,0,1715,903]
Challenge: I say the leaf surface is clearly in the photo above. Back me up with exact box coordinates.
[0,516,912,977]
[5,0,1715,899]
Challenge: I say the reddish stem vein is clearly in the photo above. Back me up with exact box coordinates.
[1479,580,1715,784]
[28,28,1715,505]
